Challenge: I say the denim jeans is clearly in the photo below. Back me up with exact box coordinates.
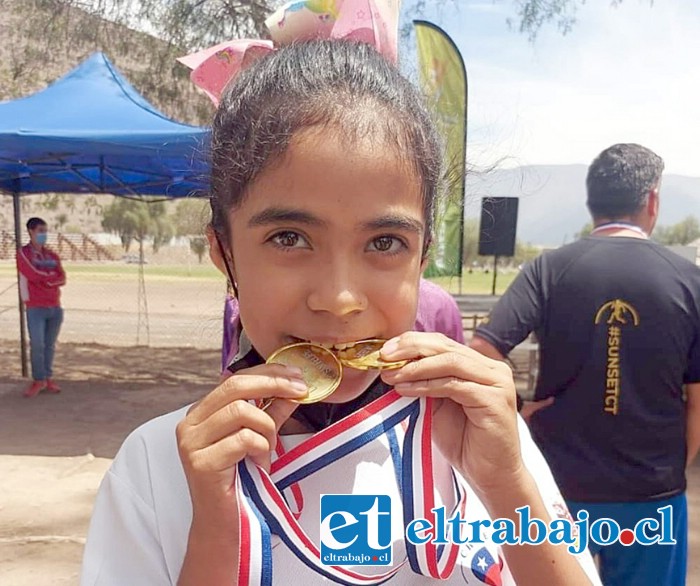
[26,306,63,381]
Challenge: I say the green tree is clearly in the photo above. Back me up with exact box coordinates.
[102,198,138,252]
[173,198,209,237]
[508,0,630,41]
[82,195,103,218]
[55,213,68,232]
[670,216,700,245]
[575,222,593,239]
[461,218,480,266]
[407,1,637,40]
[189,235,208,263]
[511,240,541,266]
[40,193,61,211]
[150,207,175,253]
[654,216,700,246]
[102,197,173,260]
[173,198,210,263]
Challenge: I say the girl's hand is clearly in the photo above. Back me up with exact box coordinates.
[175,364,308,530]
[379,332,524,497]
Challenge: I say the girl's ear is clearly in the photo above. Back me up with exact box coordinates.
[420,256,429,273]
[420,236,432,272]
[206,226,226,275]
[207,226,239,296]
[206,226,235,278]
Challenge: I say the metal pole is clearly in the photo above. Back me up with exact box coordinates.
[12,191,28,377]
[457,52,468,296]
[491,254,498,296]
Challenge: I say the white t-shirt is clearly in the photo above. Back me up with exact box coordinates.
[80,405,601,585]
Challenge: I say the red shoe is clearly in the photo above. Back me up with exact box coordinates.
[23,380,46,398]
[46,379,61,394]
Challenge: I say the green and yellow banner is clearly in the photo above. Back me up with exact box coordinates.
[413,20,467,278]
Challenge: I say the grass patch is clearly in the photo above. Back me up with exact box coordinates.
[62,263,222,280]
[0,261,222,281]
[0,261,517,293]
[429,270,517,295]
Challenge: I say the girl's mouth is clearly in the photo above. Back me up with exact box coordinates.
[285,337,406,371]
[288,336,374,351]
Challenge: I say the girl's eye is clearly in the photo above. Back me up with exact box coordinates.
[368,235,406,254]
[269,230,309,249]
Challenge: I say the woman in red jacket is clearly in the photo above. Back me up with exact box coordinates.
[16,217,66,397]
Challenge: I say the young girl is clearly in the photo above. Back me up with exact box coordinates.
[81,41,600,585]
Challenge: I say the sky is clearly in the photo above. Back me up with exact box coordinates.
[401,0,700,177]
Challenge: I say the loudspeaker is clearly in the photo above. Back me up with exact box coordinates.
[478,197,519,257]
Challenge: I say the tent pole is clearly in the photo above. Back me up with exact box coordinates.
[12,191,28,377]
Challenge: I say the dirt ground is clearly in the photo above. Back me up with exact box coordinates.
[0,339,221,585]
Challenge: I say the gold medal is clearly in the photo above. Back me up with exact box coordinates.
[337,339,409,371]
[266,342,342,404]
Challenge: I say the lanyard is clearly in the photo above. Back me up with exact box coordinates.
[590,222,648,238]
[235,391,467,585]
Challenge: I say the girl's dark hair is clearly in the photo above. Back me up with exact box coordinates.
[209,40,443,252]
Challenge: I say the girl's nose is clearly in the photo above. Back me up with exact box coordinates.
[306,265,368,317]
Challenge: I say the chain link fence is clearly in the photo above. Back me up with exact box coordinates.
[0,252,229,377]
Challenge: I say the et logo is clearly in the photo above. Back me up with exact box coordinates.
[319,495,392,566]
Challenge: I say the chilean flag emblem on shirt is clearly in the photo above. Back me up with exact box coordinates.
[470,547,503,585]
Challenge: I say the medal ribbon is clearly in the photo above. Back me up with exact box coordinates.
[235,470,272,585]
[271,441,304,519]
[401,395,466,578]
[236,390,467,585]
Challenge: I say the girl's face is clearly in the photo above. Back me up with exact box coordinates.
[225,126,426,403]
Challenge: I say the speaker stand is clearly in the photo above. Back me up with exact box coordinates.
[491,255,499,296]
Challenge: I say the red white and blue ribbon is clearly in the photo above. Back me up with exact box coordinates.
[235,470,272,584]
[272,440,304,520]
[235,390,468,585]
[401,394,466,578]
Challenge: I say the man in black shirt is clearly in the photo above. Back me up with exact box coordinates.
[471,144,700,585]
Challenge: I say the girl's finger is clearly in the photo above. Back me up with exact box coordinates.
[381,331,458,360]
[187,363,308,424]
[381,350,511,388]
[382,331,506,369]
[264,397,301,432]
[388,375,513,411]
[184,427,273,474]
[180,399,279,452]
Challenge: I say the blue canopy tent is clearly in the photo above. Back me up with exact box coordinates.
[0,52,211,375]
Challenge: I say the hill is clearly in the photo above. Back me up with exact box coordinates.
[0,1,214,243]
[0,0,212,125]
[465,165,700,246]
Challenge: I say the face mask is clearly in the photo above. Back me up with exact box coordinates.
[35,233,48,246]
